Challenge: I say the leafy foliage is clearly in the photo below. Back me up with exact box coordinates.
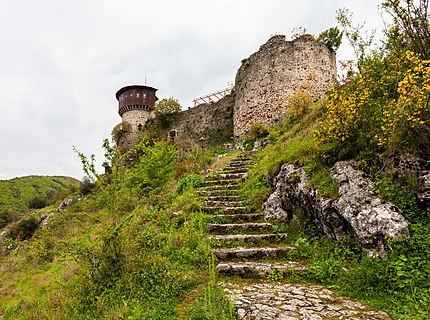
[128,140,178,197]
[17,216,39,240]
[285,90,314,120]
[249,123,269,139]
[154,97,182,127]
[73,146,99,181]
[382,0,430,59]
[317,26,343,52]
[111,121,132,146]
[316,38,430,159]
[177,173,204,194]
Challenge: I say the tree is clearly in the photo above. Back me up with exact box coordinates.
[382,0,430,58]
[154,97,182,127]
[317,27,343,52]
[336,8,376,72]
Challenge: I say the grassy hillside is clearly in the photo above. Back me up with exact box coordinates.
[0,140,237,319]
[1,2,429,319]
[0,176,79,228]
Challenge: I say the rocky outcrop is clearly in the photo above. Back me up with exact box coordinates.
[385,154,430,213]
[56,197,80,213]
[263,161,410,255]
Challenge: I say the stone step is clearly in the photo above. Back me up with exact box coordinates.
[197,184,240,192]
[206,213,264,223]
[208,233,287,243]
[205,195,240,201]
[216,261,307,277]
[221,167,248,174]
[202,206,247,214]
[207,222,272,233]
[197,190,239,197]
[202,179,241,186]
[204,200,245,207]
[209,173,245,180]
[236,154,251,159]
[213,246,296,260]
[228,160,251,167]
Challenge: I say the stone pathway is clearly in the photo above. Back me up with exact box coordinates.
[221,281,390,320]
[197,153,391,320]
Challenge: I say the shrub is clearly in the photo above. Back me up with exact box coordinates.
[315,50,430,158]
[0,211,19,229]
[129,140,179,196]
[154,97,182,127]
[28,195,47,209]
[79,176,95,195]
[111,121,132,146]
[250,123,269,139]
[18,216,38,240]
[317,26,343,52]
[285,91,313,119]
[177,174,204,194]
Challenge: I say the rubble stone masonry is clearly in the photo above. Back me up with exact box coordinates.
[233,35,337,138]
[166,93,234,146]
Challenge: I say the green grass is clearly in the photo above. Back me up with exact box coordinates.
[0,139,238,319]
[0,176,79,228]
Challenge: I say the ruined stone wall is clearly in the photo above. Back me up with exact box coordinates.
[167,93,235,146]
[234,35,337,138]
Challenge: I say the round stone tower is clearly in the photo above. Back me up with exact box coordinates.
[116,85,158,149]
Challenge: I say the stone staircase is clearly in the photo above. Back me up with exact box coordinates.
[197,153,306,279]
[195,153,392,320]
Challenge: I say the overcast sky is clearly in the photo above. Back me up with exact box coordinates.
[0,0,385,180]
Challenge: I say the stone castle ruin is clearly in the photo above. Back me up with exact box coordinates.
[115,34,337,148]
[234,35,336,138]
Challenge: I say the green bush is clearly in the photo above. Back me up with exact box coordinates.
[154,97,182,127]
[28,195,47,209]
[317,26,343,52]
[18,216,38,240]
[177,174,204,194]
[79,176,95,195]
[0,211,18,229]
[129,140,178,197]
[250,123,269,139]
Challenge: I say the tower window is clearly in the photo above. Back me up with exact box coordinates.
[137,123,143,131]
[137,93,140,98]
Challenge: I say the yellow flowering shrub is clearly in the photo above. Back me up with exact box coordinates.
[315,50,430,153]
[285,91,313,119]
[378,51,430,146]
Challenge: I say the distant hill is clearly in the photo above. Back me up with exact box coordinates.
[0,176,79,228]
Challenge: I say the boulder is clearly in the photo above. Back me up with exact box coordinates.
[263,161,410,255]
[57,197,80,213]
[385,154,430,213]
